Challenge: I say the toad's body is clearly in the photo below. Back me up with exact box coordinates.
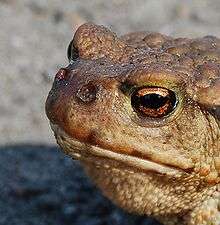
[46,23,220,225]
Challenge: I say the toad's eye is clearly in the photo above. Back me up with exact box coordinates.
[131,87,178,118]
[67,40,79,61]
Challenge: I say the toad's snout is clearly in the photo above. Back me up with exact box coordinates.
[46,67,97,122]
[45,66,118,144]
[53,68,98,104]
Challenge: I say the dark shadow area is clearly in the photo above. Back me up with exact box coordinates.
[0,145,161,225]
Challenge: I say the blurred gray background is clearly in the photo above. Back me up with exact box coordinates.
[1,0,220,145]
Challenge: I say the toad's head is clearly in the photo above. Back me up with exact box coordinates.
[46,23,220,216]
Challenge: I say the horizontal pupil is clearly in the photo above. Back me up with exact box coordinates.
[140,94,168,109]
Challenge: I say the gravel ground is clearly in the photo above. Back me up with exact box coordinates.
[0,145,160,225]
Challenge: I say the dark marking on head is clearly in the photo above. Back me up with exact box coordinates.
[76,83,97,103]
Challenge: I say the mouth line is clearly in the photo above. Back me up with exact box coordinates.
[51,124,188,177]
[85,143,187,177]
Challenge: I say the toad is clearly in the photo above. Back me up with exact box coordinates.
[45,23,220,225]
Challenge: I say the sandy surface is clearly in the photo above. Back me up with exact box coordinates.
[1,0,220,145]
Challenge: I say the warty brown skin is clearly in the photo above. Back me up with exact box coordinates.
[45,23,220,225]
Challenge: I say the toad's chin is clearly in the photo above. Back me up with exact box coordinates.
[50,123,186,178]
[49,123,208,216]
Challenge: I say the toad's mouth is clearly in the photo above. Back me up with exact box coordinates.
[51,123,193,177]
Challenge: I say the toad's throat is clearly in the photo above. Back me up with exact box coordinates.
[51,123,194,177]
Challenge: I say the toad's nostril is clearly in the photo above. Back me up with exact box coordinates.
[76,83,97,103]
[55,68,69,81]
